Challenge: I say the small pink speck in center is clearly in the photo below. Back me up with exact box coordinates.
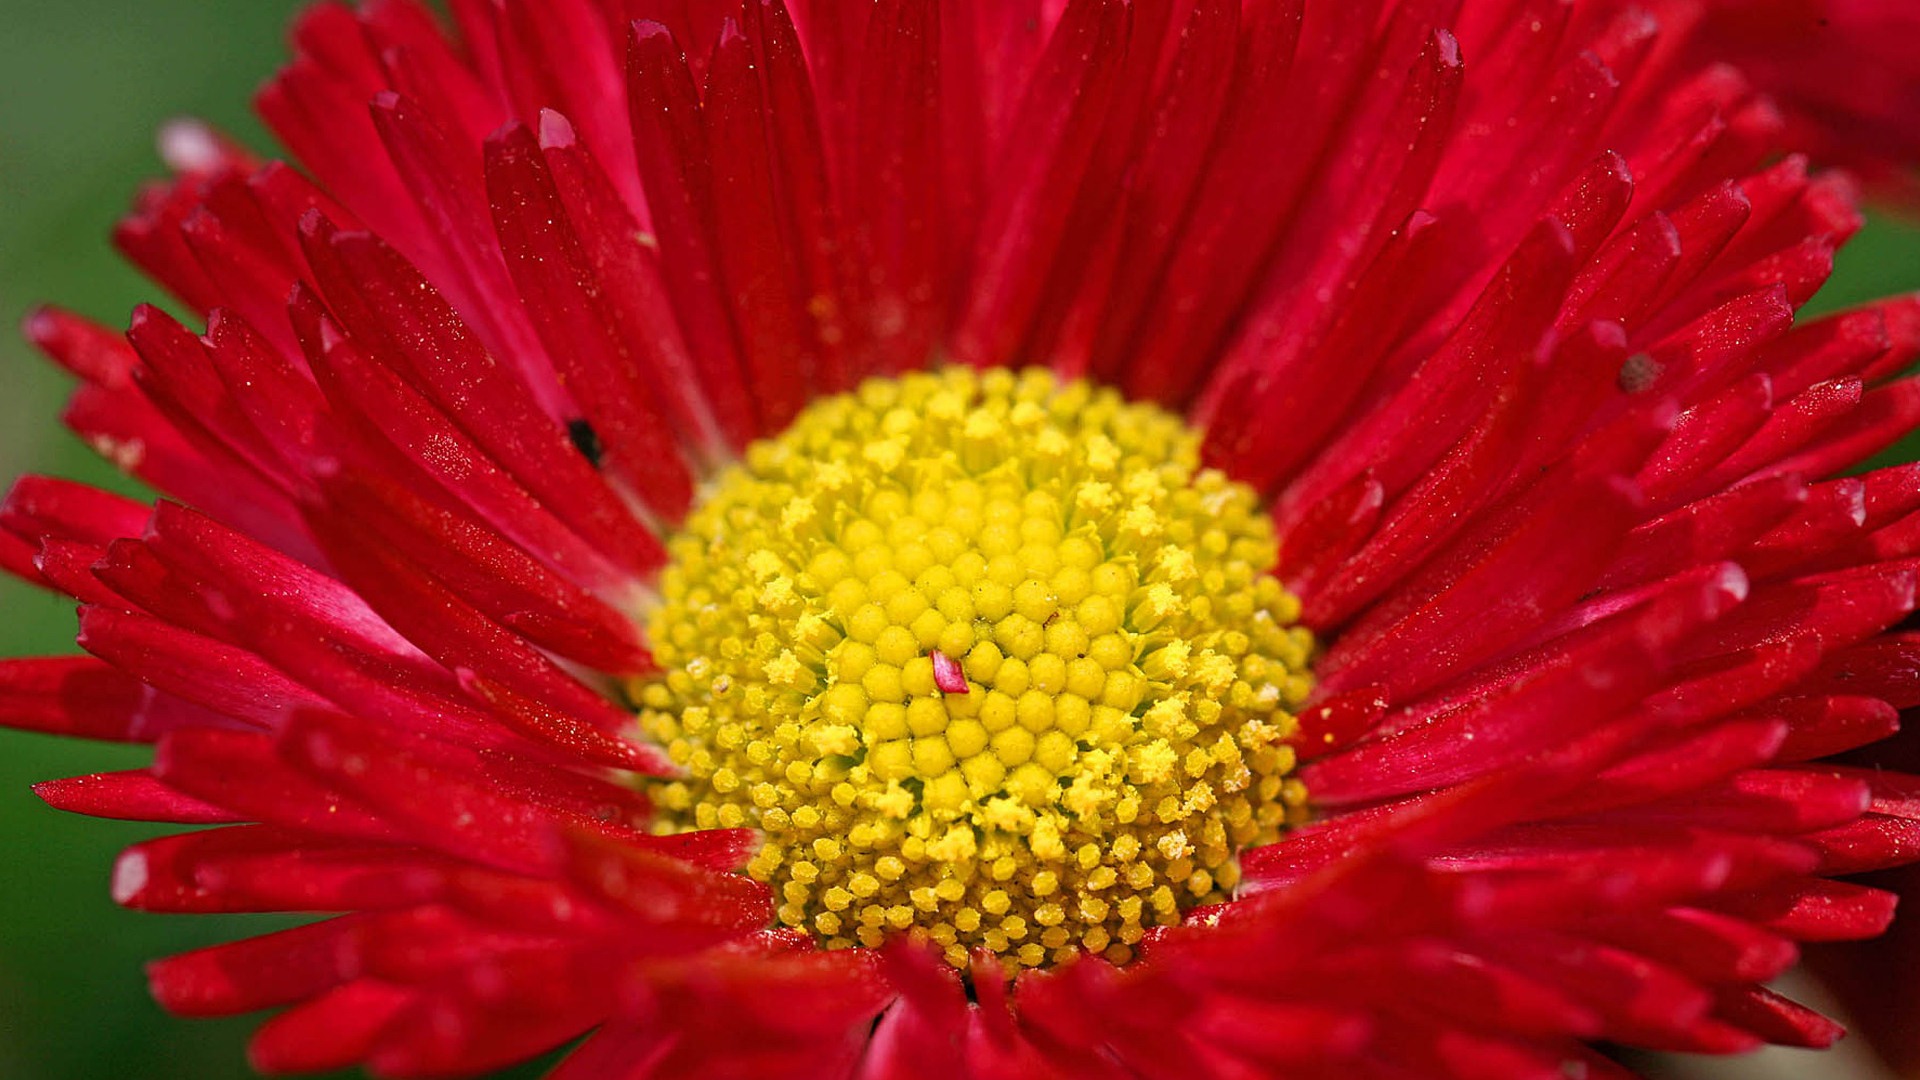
[930,649,969,694]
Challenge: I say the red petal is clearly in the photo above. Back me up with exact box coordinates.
[248,980,414,1074]
[34,769,242,824]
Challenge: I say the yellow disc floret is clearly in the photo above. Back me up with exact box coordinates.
[634,368,1312,970]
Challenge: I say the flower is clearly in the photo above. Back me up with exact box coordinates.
[6,1,1920,1077]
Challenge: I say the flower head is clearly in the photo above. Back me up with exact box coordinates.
[7,1,1920,1077]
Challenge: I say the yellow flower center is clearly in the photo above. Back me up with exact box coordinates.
[633,368,1312,970]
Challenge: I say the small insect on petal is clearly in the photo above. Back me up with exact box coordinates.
[930,649,968,694]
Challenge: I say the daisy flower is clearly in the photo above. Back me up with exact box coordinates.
[6,1,1920,1077]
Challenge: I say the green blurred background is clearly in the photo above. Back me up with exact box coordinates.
[0,2,1915,1078]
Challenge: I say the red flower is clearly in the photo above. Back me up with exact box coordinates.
[7,1,1920,1077]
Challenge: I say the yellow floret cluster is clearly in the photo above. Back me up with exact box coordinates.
[633,367,1312,970]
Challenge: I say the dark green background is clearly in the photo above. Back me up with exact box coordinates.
[0,3,1915,1078]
